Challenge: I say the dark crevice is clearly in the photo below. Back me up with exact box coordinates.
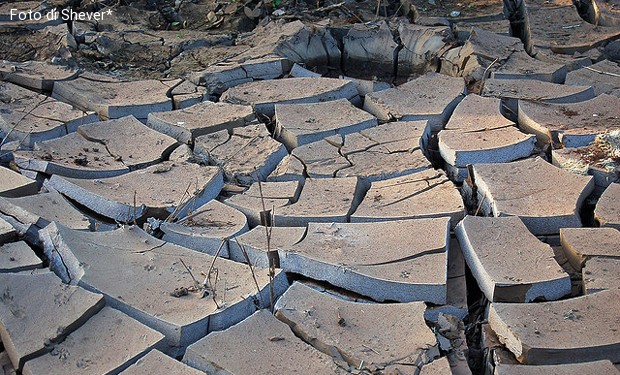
[503,0,532,55]
[131,240,168,254]
[48,238,74,284]
[291,154,311,179]
[353,246,446,267]
[392,26,403,81]
[579,191,599,227]
[463,263,487,374]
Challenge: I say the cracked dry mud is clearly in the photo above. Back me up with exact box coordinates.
[2,1,620,374]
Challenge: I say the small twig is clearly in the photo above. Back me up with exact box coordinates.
[205,238,227,282]
[233,237,264,306]
[362,344,380,355]
[583,65,620,78]
[390,2,403,19]
[204,238,227,309]
[210,268,220,308]
[164,182,192,222]
[341,4,363,23]
[0,130,31,159]
[221,279,227,306]
[313,1,345,12]
[176,208,209,224]
[0,127,16,150]
[482,57,499,80]
[179,257,200,288]
[257,173,277,312]
[132,190,137,226]
[479,57,500,93]
[474,190,487,216]
[0,96,50,151]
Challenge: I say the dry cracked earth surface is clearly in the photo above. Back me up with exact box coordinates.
[1,0,620,373]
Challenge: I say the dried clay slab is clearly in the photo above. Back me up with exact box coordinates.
[39,223,288,353]
[471,157,594,235]
[456,215,571,302]
[183,310,348,374]
[274,282,439,372]
[489,289,620,365]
